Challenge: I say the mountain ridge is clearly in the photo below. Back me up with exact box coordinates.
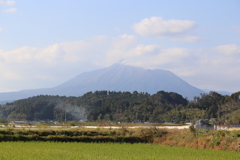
[0,63,205,101]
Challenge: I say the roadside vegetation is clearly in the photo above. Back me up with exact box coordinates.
[0,126,239,152]
[154,128,240,151]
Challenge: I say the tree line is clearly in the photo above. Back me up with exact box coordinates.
[0,90,239,124]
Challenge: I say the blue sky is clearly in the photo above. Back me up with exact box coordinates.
[0,0,240,93]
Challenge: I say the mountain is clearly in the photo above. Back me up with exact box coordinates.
[0,63,204,101]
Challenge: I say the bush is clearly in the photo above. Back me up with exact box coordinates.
[189,125,196,137]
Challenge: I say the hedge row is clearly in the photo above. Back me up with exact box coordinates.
[0,134,148,143]
[0,130,110,137]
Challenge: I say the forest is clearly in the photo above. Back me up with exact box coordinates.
[0,90,239,125]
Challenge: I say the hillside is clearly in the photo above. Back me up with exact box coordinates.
[0,90,239,124]
[0,63,204,101]
[53,63,204,100]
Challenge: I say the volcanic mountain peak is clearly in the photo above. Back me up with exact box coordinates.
[0,63,204,101]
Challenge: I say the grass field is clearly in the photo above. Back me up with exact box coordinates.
[0,142,239,160]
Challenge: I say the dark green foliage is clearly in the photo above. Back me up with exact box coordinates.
[0,90,239,124]
[1,95,65,121]
[189,125,197,137]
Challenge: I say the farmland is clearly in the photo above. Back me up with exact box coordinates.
[0,142,239,160]
[0,125,240,151]
[0,126,239,159]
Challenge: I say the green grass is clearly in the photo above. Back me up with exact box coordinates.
[0,142,239,160]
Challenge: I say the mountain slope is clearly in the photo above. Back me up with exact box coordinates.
[52,63,204,99]
[0,63,204,101]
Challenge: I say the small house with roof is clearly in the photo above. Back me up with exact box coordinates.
[194,119,214,129]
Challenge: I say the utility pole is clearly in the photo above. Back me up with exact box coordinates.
[218,104,221,125]
[65,106,66,122]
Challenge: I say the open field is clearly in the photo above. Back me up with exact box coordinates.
[0,126,240,151]
[0,142,239,160]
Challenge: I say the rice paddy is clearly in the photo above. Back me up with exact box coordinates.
[0,142,239,160]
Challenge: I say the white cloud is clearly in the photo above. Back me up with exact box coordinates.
[119,43,240,92]
[214,44,240,55]
[0,0,16,14]
[133,17,196,36]
[0,35,137,90]
[176,45,240,91]
[0,28,2,33]
[0,0,15,6]
[2,46,37,63]
[2,7,16,13]
[105,40,192,71]
[171,36,202,43]
[129,44,160,56]
[105,44,160,66]
[133,17,200,42]
[0,35,239,92]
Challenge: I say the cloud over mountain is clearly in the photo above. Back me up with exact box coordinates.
[214,44,240,55]
[133,17,196,35]
[132,17,199,42]
[0,34,240,92]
